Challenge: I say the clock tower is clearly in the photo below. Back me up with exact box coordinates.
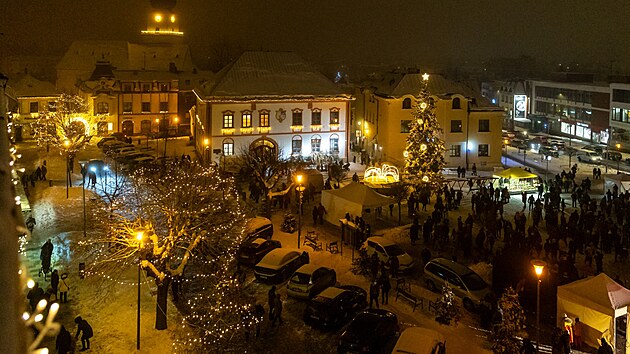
[141,0,183,39]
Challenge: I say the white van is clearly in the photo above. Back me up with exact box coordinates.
[392,327,446,354]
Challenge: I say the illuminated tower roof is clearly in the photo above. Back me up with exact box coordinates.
[142,0,183,38]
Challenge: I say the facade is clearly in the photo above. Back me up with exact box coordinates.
[8,74,59,138]
[192,51,352,166]
[481,80,529,130]
[530,80,610,144]
[354,73,504,170]
[609,83,630,147]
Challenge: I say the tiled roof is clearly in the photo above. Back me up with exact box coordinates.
[198,51,350,100]
[11,74,58,97]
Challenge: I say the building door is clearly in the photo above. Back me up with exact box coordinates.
[122,120,134,136]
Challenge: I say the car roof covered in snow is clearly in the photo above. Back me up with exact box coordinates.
[392,327,444,354]
[316,286,346,301]
[294,264,325,276]
[256,248,300,270]
[366,236,395,247]
[244,217,272,234]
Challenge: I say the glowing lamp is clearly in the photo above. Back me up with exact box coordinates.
[422,73,430,81]
[531,259,546,278]
[616,143,621,149]
[296,174,303,184]
[422,176,429,182]
[63,140,70,148]
[503,139,509,145]
[27,279,35,289]
[420,102,427,109]
[89,167,97,173]
[546,155,552,161]
[417,118,423,125]
[203,138,210,146]
[155,14,162,22]
[420,144,427,151]
[170,15,176,23]
[155,118,160,123]
[174,117,179,123]
[103,166,109,171]
[403,150,409,158]
[135,229,145,242]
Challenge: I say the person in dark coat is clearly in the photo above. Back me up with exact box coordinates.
[41,165,47,181]
[271,294,283,326]
[27,282,44,312]
[267,286,276,320]
[369,281,380,308]
[50,269,59,296]
[380,275,391,305]
[254,303,265,337]
[389,256,399,277]
[312,206,319,226]
[598,337,613,354]
[56,325,72,354]
[74,316,93,351]
[520,338,535,354]
[410,219,419,246]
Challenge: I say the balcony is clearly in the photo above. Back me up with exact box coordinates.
[291,125,303,132]
[330,124,340,131]
[221,128,235,135]
[310,125,322,132]
[258,126,271,134]
[240,127,254,134]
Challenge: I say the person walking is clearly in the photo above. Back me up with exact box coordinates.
[598,337,613,354]
[254,303,265,338]
[380,276,391,305]
[56,325,73,354]
[573,317,583,350]
[41,164,47,181]
[410,218,419,246]
[317,203,327,224]
[50,269,59,296]
[369,281,380,309]
[58,273,70,303]
[312,206,319,226]
[267,286,276,320]
[27,282,44,312]
[74,316,93,351]
[271,294,283,326]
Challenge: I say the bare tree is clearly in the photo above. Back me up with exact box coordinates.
[82,161,245,330]
[327,163,348,188]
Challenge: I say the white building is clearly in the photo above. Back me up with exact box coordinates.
[192,51,352,165]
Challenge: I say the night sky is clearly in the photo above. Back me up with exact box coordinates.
[2,0,630,71]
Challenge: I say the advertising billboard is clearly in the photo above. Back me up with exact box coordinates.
[514,95,527,119]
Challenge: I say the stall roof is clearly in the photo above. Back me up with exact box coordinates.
[494,167,538,179]
[325,182,394,208]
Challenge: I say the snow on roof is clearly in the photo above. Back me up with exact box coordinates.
[256,248,301,270]
[197,51,351,100]
[393,327,444,353]
[317,286,346,300]
[558,273,630,313]
[11,74,58,97]
[323,182,394,208]
[294,263,323,275]
[244,216,272,234]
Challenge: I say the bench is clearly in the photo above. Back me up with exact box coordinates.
[326,241,339,254]
[304,231,322,251]
[395,279,422,312]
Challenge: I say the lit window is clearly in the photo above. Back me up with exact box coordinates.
[311,109,321,125]
[330,109,340,124]
[292,109,303,126]
[330,134,339,152]
[311,135,321,153]
[292,136,302,155]
[241,111,252,128]
[259,110,270,127]
[223,139,234,156]
[402,98,412,109]
[449,145,461,157]
[478,144,489,157]
[223,112,234,129]
[96,102,109,114]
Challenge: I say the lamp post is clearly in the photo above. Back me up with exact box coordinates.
[296,174,304,249]
[503,139,509,165]
[64,140,71,199]
[532,259,546,354]
[81,163,86,238]
[545,155,552,182]
[616,143,622,172]
[203,138,210,166]
[134,228,145,351]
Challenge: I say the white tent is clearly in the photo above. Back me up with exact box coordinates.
[557,273,630,352]
[320,182,395,224]
[603,174,630,194]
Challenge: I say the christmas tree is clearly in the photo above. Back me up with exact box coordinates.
[491,287,526,353]
[435,283,461,325]
[404,74,446,188]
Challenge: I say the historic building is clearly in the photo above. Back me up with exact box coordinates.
[354,72,505,170]
[7,74,59,139]
[191,51,352,166]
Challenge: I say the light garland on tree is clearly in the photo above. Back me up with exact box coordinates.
[403,73,446,189]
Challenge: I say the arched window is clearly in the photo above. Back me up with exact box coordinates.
[452,97,461,109]
[292,136,302,155]
[222,138,235,156]
[311,134,321,153]
[402,98,412,109]
[330,134,339,153]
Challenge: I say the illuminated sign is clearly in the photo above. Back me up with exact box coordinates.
[364,164,399,184]
[514,95,527,119]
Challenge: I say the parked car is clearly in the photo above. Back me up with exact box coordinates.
[286,264,336,299]
[362,237,415,272]
[392,327,446,354]
[243,217,273,243]
[338,309,399,354]
[237,238,281,266]
[96,136,118,148]
[576,151,603,163]
[539,146,559,158]
[424,258,492,311]
[548,139,566,149]
[109,146,137,156]
[605,151,622,161]
[116,152,154,163]
[102,141,132,153]
[303,285,367,329]
[254,249,309,284]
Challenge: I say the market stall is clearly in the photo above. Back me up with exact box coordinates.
[320,182,394,224]
[492,167,540,193]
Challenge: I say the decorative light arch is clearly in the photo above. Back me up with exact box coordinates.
[364,164,400,184]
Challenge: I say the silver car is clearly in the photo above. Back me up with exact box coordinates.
[424,258,492,311]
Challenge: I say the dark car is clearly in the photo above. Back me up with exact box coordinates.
[605,151,622,161]
[237,238,281,266]
[254,249,309,284]
[303,285,367,329]
[243,217,273,243]
[97,136,117,148]
[116,152,154,163]
[338,309,399,354]
[539,146,559,158]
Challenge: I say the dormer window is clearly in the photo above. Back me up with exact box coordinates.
[452,97,461,109]
[402,98,412,109]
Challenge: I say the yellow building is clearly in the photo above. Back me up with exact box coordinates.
[354,72,504,170]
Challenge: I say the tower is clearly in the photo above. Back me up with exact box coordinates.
[141,0,183,39]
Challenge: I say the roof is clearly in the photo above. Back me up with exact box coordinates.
[11,74,58,97]
[322,182,394,208]
[317,286,346,300]
[366,236,396,247]
[393,327,444,353]
[197,51,351,101]
[429,258,474,276]
[256,248,300,270]
[494,167,539,179]
[294,264,324,275]
[558,273,630,314]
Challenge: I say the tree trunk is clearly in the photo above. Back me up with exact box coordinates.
[155,278,170,330]
[398,202,402,225]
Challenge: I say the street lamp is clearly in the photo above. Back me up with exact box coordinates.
[545,155,552,182]
[503,139,509,165]
[616,143,622,172]
[203,138,210,166]
[134,228,146,351]
[532,259,546,354]
[296,174,305,249]
[64,140,71,199]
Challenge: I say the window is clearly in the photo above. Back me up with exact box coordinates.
[292,136,302,155]
[48,102,56,112]
[96,102,109,114]
[159,101,168,112]
[292,110,302,126]
[452,97,461,109]
[160,83,169,92]
[449,145,461,157]
[330,134,339,152]
[29,102,39,113]
[123,102,132,113]
[184,79,191,86]
[402,98,412,109]
[478,119,490,132]
[311,135,321,153]
[451,120,462,132]
[142,83,151,92]
[259,110,270,127]
[223,112,234,128]
[311,110,321,125]
[222,138,234,156]
[400,120,412,133]
[330,109,340,124]
[241,111,252,128]
[478,144,489,157]
[142,102,151,113]
[122,83,133,92]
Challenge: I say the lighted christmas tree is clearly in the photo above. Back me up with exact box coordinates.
[404,73,446,188]
[491,287,526,353]
[435,283,461,325]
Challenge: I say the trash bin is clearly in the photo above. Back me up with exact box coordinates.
[79,262,85,279]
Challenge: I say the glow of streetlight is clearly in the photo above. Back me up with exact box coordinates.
[63,140,70,148]
[296,174,303,184]
[616,143,621,150]
[155,118,160,123]
[204,138,209,146]
[532,259,546,278]
[135,229,145,242]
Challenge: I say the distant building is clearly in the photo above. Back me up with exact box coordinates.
[529,80,610,144]
[354,72,505,170]
[609,83,630,147]
[191,51,352,166]
[8,74,59,138]
[481,80,529,130]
